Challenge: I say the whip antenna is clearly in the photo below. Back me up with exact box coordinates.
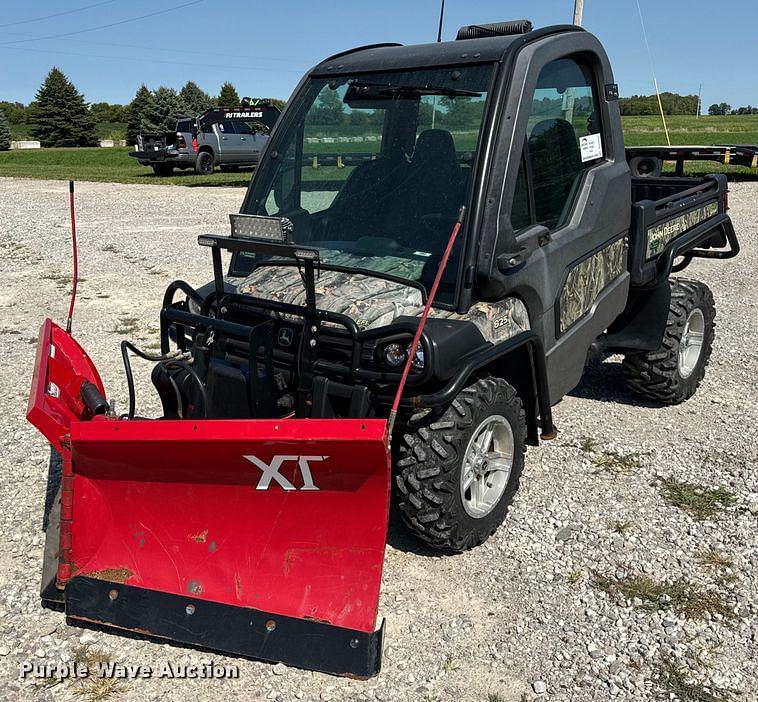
[635,0,671,146]
[436,0,445,42]
[387,206,466,442]
[66,180,79,333]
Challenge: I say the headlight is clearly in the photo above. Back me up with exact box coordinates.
[187,295,202,315]
[379,340,426,371]
[382,342,407,368]
[407,344,425,370]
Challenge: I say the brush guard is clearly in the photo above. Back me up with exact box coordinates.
[29,316,388,677]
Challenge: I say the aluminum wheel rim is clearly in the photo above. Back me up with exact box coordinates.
[460,414,514,518]
[678,307,705,379]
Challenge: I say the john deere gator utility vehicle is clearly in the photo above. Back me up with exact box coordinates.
[28,19,738,677]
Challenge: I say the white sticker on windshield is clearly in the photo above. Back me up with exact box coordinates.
[580,133,603,162]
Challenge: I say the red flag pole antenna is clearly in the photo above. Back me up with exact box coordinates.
[387,205,466,443]
[66,180,79,334]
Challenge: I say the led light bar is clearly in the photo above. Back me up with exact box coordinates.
[229,214,294,243]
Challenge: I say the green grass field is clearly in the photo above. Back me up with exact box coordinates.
[623,115,758,177]
[0,147,252,186]
[622,115,758,146]
[1,115,756,187]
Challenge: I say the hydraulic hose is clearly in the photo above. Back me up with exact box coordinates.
[160,359,208,419]
[120,340,192,420]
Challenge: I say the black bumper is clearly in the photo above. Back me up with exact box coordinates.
[65,578,384,678]
[129,150,180,163]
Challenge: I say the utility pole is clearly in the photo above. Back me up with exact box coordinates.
[573,0,584,26]
[697,83,702,118]
[565,0,584,121]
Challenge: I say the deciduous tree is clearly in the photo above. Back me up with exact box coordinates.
[707,102,731,116]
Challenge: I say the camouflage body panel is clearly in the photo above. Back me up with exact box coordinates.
[238,265,425,330]
[451,297,530,342]
[236,265,530,342]
[646,200,718,259]
[559,237,626,334]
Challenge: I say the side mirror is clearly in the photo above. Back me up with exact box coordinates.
[515,224,550,250]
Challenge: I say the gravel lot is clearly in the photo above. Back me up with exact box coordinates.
[0,177,755,702]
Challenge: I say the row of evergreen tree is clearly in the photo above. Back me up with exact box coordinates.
[0,67,273,149]
[124,81,242,144]
[2,70,756,151]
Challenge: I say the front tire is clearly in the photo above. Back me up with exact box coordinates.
[623,278,715,404]
[195,151,215,175]
[395,377,526,552]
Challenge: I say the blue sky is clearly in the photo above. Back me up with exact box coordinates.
[1,0,756,109]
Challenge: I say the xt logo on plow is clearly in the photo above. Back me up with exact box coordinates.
[244,455,327,491]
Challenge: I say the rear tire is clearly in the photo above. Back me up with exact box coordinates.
[195,151,215,175]
[395,377,526,552]
[152,163,174,176]
[623,278,715,404]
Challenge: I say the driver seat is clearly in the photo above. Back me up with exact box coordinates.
[383,129,464,247]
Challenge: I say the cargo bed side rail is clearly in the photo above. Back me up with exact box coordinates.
[628,174,738,287]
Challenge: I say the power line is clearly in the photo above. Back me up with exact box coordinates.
[634,0,671,146]
[0,0,117,28]
[0,43,302,74]
[0,0,204,46]
[0,30,311,65]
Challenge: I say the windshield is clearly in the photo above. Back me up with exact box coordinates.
[240,64,494,305]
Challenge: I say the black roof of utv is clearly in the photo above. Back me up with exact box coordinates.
[311,24,583,76]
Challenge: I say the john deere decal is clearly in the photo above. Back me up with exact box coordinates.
[646,201,718,259]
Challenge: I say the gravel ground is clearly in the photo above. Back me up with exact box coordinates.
[0,177,756,702]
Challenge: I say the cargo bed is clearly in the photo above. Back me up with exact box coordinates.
[629,174,738,286]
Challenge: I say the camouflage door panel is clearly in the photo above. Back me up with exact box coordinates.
[236,265,530,342]
[558,237,626,334]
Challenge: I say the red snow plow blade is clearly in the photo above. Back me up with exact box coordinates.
[28,321,389,677]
